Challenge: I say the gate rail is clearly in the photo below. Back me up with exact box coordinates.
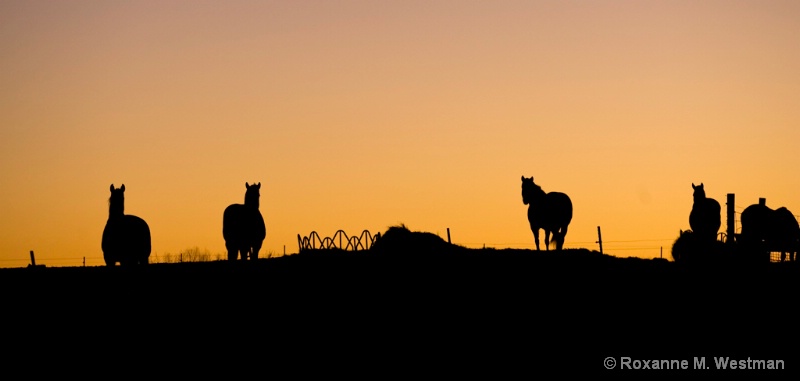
[297,230,381,252]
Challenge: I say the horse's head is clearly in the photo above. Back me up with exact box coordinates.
[521,176,542,205]
[692,183,706,201]
[109,184,125,216]
[244,182,261,208]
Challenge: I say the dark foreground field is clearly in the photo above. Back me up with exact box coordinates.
[3,247,798,375]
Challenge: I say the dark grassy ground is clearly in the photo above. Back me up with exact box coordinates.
[2,247,797,376]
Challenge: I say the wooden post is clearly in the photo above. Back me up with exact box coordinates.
[29,250,36,267]
[726,193,735,244]
[759,198,766,206]
[596,226,603,255]
[447,228,451,244]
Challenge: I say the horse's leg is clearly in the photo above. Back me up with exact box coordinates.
[544,230,551,251]
[557,225,569,251]
[532,229,541,251]
[251,244,261,260]
[226,242,237,261]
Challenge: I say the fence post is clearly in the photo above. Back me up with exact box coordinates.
[447,228,451,244]
[726,193,735,244]
[759,198,766,206]
[30,250,36,267]
[596,226,603,255]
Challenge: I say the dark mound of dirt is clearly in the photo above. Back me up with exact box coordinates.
[3,244,797,376]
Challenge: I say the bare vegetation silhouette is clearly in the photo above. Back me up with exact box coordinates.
[521,176,572,251]
[101,184,151,266]
[223,182,266,261]
[150,247,225,263]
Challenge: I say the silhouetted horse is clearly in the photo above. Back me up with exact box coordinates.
[689,183,721,243]
[521,176,573,251]
[102,184,151,266]
[223,182,266,261]
[739,203,800,262]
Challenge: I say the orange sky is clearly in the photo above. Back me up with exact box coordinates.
[2,1,799,268]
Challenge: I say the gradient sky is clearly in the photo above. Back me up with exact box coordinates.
[2,0,799,268]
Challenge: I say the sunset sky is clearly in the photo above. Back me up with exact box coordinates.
[2,0,799,268]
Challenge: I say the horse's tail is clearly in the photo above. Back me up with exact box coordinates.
[548,192,572,250]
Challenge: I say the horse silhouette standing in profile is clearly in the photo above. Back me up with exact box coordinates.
[102,184,151,266]
[223,182,266,261]
[521,176,573,251]
[739,202,800,262]
[689,183,721,243]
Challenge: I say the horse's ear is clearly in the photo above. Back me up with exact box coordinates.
[120,184,125,191]
[246,182,250,188]
[110,184,115,192]
[692,183,696,189]
[521,176,524,181]
[257,182,261,188]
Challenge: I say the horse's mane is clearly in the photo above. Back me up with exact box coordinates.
[522,178,546,196]
[108,192,124,215]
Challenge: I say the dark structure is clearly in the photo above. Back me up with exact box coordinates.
[689,183,721,243]
[369,224,463,256]
[101,184,151,266]
[521,176,573,251]
[223,182,266,261]
[671,229,726,265]
[739,202,800,262]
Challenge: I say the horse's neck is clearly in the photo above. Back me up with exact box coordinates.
[527,193,548,216]
[109,204,124,218]
[530,189,547,204]
[244,194,259,209]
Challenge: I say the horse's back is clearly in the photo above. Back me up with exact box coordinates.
[102,215,151,262]
[690,198,721,233]
[740,204,771,235]
[772,207,800,244]
[223,204,266,243]
[775,207,799,229]
[544,192,573,226]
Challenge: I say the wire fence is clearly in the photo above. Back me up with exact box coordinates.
[6,205,799,267]
[3,247,232,268]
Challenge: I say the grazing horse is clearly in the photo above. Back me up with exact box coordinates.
[739,203,800,262]
[689,183,721,243]
[521,176,573,251]
[223,182,266,261]
[102,184,151,266]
